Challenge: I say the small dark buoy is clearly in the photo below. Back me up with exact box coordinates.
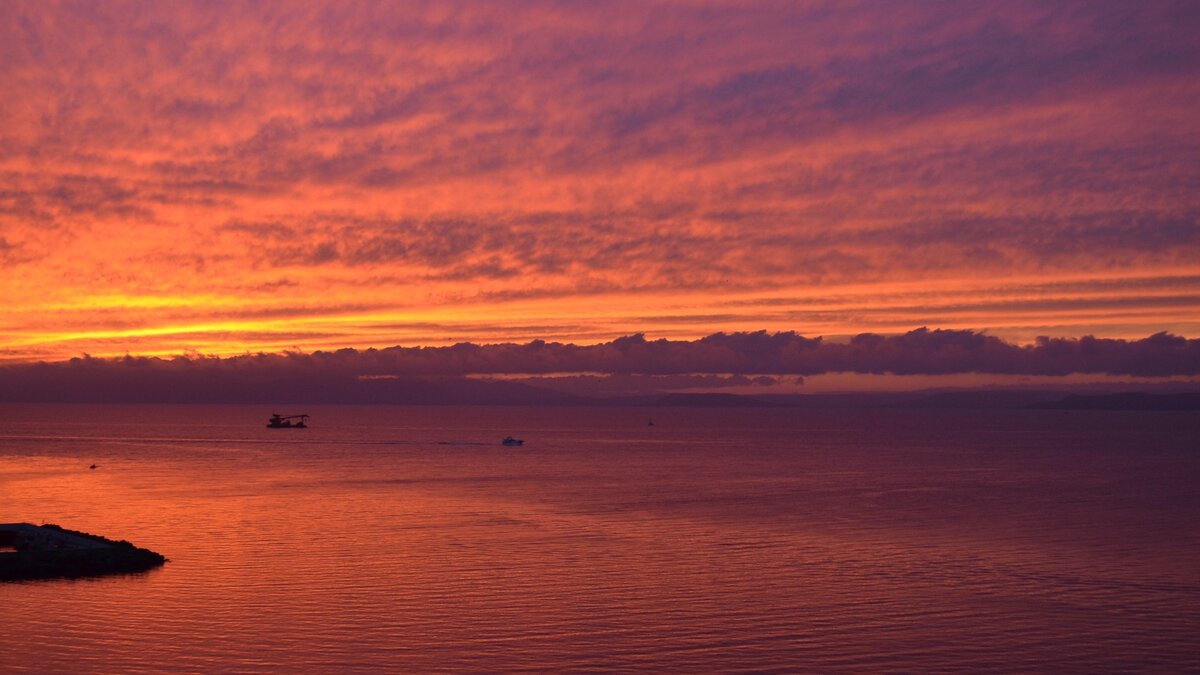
[89,464,97,470]
[648,418,655,426]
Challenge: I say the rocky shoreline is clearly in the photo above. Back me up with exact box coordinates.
[0,523,167,581]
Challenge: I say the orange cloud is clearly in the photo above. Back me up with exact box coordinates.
[0,1,1197,362]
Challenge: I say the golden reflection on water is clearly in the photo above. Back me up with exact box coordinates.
[2,404,1199,672]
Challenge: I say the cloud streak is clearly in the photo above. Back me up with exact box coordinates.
[1,329,1197,403]
[0,1,1197,359]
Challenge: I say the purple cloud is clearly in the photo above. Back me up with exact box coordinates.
[0,329,1196,402]
[0,1,1197,360]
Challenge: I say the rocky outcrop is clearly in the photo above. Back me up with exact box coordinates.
[0,523,166,581]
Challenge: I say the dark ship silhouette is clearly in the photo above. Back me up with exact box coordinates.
[267,413,308,429]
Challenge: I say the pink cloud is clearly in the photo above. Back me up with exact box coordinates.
[0,1,1196,358]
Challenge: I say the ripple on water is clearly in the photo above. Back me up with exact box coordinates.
[1,405,1198,672]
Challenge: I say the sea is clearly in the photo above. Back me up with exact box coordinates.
[1,404,1198,673]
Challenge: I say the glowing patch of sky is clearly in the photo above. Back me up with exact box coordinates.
[0,1,1196,363]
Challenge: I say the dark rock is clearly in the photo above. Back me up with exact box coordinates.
[0,523,166,582]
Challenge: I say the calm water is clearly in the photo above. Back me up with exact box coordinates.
[1,404,1198,672]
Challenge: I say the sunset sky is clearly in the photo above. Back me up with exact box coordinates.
[1,1,1198,369]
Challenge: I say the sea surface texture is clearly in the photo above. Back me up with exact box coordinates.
[1,404,1198,672]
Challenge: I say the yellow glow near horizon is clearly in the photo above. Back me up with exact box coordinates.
[1,4,1197,365]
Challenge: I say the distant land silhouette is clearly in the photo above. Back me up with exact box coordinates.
[1027,392,1200,411]
[0,365,586,406]
[650,392,778,407]
[0,362,1196,410]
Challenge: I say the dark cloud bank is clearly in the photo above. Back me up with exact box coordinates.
[0,329,1197,404]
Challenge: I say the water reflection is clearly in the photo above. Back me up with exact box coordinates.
[1,404,1198,672]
